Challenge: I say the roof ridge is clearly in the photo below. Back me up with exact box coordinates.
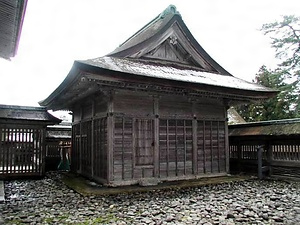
[115,5,180,49]
[159,5,180,19]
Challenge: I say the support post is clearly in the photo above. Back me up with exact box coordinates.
[237,142,242,173]
[266,140,273,176]
[257,145,263,179]
[153,96,159,177]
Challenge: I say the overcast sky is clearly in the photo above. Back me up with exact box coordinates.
[1,0,299,107]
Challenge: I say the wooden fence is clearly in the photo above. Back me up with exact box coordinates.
[229,137,300,178]
[45,140,62,171]
[0,126,45,178]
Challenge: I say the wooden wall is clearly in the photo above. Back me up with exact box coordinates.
[71,90,228,186]
[71,93,108,183]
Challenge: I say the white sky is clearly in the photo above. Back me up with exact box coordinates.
[0,0,299,107]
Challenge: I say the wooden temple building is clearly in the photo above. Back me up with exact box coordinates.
[39,5,277,186]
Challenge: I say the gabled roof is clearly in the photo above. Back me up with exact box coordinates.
[39,5,277,110]
[108,5,230,75]
[0,104,61,125]
[0,0,27,60]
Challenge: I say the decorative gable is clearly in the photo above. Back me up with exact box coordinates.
[142,36,201,68]
[109,5,221,73]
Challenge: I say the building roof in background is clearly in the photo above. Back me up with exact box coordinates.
[227,107,246,125]
[0,104,61,125]
[229,118,300,136]
[0,0,27,59]
[46,122,71,139]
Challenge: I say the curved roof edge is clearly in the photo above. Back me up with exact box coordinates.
[39,62,80,108]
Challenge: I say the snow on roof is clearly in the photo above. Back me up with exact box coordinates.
[81,56,275,93]
[0,104,61,123]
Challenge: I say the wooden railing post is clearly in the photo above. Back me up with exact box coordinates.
[266,140,273,176]
[237,142,242,173]
[257,146,263,179]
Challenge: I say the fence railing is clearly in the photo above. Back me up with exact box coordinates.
[229,137,300,178]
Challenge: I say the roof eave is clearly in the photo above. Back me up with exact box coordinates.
[39,62,81,109]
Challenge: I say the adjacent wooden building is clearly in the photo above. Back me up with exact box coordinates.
[0,104,61,178]
[0,0,28,59]
[40,5,277,186]
[229,118,300,178]
[45,122,71,171]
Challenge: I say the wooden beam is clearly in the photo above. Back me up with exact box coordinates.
[122,117,125,180]
[79,106,83,173]
[107,91,115,183]
[203,121,206,173]
[132,118,136,179]
[166,120,170,177]
[184,120,187,175]
[153,97,159,177]
[224,106,230,174]
[41,128,46,176]
[91,100,95,178]
[217,121,220,173]
[210,121,213,173]
[192,118,197,174]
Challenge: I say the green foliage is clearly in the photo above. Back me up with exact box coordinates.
[262,15,300,78]
[236,15,300,122]
[237,66,298,122]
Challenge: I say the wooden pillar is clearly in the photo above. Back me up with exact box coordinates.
[79,106,83,173]
[266,140,273,176]
[237,141,242,173]
[91,100,95,178]
[107,91,114,184]
[191,101,197,174]
[41,127,46,176]
[192,118,198,174]
[224,104,230,174]
[153,96,159,177]
[257,146,263,179]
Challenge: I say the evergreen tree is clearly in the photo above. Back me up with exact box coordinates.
[236,16,300,121]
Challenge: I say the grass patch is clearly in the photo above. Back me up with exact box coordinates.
[81,213,120,225]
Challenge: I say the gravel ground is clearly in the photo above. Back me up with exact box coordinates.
[0,172,300,225]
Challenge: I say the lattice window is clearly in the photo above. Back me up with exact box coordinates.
[135,119,154,166]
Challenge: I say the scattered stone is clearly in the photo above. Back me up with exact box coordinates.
[226,213,235,219]
[0,172,299,224]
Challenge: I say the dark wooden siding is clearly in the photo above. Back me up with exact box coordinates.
[72,117,108,182]
[159,119,193,177]
[93,118,108,180]
[197,121,226,174]
[111,116,227,184]
[113,117,155,181]
[113,117,134,181]
[114,93,154,116]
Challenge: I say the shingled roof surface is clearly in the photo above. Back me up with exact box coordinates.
[0,104,61,124]
[39,5,277,110]
[229,118,300,136]
[79,56,275,92]
[0,0,27,59]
